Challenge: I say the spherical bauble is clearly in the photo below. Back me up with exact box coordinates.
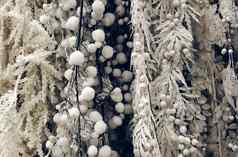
[115,103,125,113]
[94,120,107,135]
[95,42,103,48]
[124,92,132,102]
[89,111,103,122]
[64,69,73,80]
[122,70,133,82]
[92,29,105,42]
[110,88,123,102]
[81,87,95,101]
[39,15,50,24]
[102,45,114,59]
[57,137,69,146]
[179,126,187,134]
[65,16,79,31]
[116,52,127,64]
[103,13,116,27]
[46,140,54,149]
[68,107,80,118]
[221,48,227,55]
[98,145,112,157]
[105,66,112,74]
[112,116,123,127]
[116,5,125,17]
[87,44,97,53]
[92,0,105,14]
[61,0,77,11]
[86,66,98,77]
[79,105,88,114]
[87,145,98,157]
[69,51,85,66]
[112,68,122,77]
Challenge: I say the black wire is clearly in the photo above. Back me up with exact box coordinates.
[76,0,84,50]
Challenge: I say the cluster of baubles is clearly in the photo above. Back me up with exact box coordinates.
[41,0,133,156]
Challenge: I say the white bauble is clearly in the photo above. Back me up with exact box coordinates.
[46,140,54,149]
[114,0,122,5]
[116,35,125,44]
[68,36,77,47]
[57,137,69,146]
[64,69,73,80]
[94,120,107,135]
[110,88,123,102]
[68,107,80,118]
[124,92,132,102]
[116,5,125,17]
[87,145,98,157]
[102,45,114,59]
[87,44,97,53]
[91,11,104,20]
[95,42,103,49]
[122,70,133,82]
[61,0,77,11]
[81,87,95,101]
[124,104,133,114]
[122,84,129,91]
[179,126,187,134]
[65,16,79,31]
[112,116,123,127]
[112,59,118,66]
[69,51,85,66]
[79,105,88,114]
[86,66,98,77]
[115,103,125,113]
[112,68,122,77]
[39,15,50,24]
[98,145,112,157]
[83,77,96,87]
[92,29,105,42]
[89,111,103,122]
[126,41,133,48]
[103,13,116,27]
[111,151,120,157]
[92,0,105,14]
[105,66,112,74]
[116,52,127,64]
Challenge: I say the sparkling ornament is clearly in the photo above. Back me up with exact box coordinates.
[65,16,79,31]
[69,51,85,66]
[102,45,114,59]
